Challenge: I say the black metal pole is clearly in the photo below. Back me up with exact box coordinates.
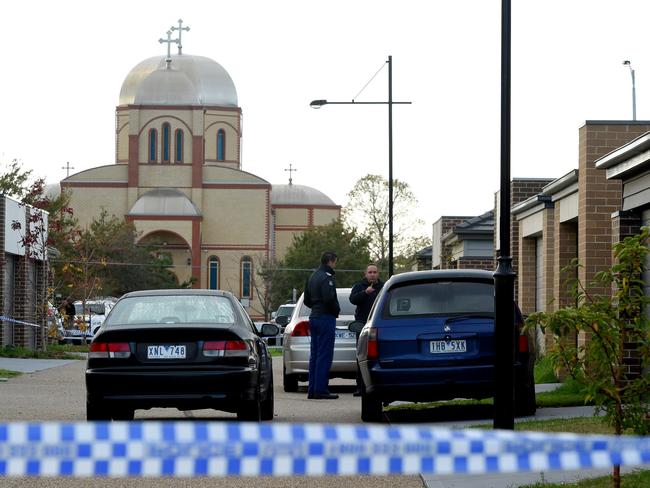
[493,0,515,430]
[388,55,394,277]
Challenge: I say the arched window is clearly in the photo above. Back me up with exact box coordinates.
[148,129,157,163]
[241,256,252,299]
[208,256,220,290]
[175,129,184,163]
[162,123,171,163]
[217,129,226,161]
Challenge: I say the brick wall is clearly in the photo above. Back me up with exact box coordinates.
[439,217,472,269]
[455,257,494,270]
[517,236,537,316]
[577,122,650,348]
[0,197,4,346]
[496,179,553,302]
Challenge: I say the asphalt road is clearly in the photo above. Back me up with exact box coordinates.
[0,357,425,488]
[0,357,607,488]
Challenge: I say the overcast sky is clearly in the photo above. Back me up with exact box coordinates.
[3,0,649,233]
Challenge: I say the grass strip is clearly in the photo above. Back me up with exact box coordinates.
[0,369,22,378]
[0,345,82,360]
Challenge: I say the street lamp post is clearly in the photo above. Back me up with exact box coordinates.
[623,60,637,121]
[310,56,411,277]
[494,0,516,430]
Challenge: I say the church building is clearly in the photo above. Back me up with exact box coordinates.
[61,24,340,318]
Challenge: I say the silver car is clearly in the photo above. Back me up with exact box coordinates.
[282,288,357,392]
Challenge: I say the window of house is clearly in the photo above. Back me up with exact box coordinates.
[175,129,184,163]
[241,257,252,298]
[217,129,226,161]
[162,123,171,163]
[148,129,157,162]
[208,256,220,290]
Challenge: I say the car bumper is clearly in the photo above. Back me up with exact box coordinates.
[85,367,259,410]
[361,362,528,402]
[283,339,357,376]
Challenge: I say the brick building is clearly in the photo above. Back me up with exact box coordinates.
[511,121,650,353]
[0,195,49,349]
[431,212,495,270]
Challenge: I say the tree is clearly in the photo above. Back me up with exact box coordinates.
[343,174,428,271]
[527,228,650,488]
[55,210,180,299]
[268,220,371,310]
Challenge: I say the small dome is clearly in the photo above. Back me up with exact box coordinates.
[129,189,200,216]
[119,54,238,106]
[271,184,337,206]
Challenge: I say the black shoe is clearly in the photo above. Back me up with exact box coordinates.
[353,390,362,397]
[311,393,339,400]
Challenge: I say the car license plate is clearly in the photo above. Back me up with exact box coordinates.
[335,329,355,339]
[430,340,466,354]
[147,345,186,359]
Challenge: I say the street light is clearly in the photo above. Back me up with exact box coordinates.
[623,60,637,121]
[493,0,516,430]
[310,56,411,277]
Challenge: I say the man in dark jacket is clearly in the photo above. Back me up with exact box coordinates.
[304,251,340,400]
[349,263,383,395]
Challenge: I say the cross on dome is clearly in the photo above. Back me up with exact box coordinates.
[158,30,178,68]
[284,163,297,185]
[170,19,190,55]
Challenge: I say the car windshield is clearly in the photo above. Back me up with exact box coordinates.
[299,291,356,316]
[385,281,494,317]
[104,295,237,326]
[276,305,294,317]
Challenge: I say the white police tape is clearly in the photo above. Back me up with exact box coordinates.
[0,421,649,477]
[0,316,40,328]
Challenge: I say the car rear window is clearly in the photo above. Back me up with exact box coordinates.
[299,291,356,316]
[385,281,494,316]
[104,295,236,325]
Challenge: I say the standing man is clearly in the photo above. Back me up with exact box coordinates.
[349,263,384,396]
[304,251,340,400]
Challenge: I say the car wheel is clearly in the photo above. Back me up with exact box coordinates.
[86,401,111,421]
[515,381,537,417]
[361,393,383,422]
[112,408,135,421]
[283,366,298,392]
[237,393,262,421]
[261,380,274,421]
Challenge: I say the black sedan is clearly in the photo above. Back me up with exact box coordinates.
[85,289,278,421]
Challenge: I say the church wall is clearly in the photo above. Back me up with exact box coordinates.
[139,165,193,189]
[137,109,195,164]
[116,112,129,163]
[202,249,264,319]
[202,189,268,245]
[275,208,309,226]
[312,208,340,226]
[274,230,300,260]
[67,188,128,228]
[204,110,241,165]
[203,165,268,184]
[135,221,193,251]
[66,165,128,182]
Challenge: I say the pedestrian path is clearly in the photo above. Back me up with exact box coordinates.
[0,357,78,374]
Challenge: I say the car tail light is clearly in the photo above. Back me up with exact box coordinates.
[518,334,529,353]
[203,340,250,357]
[89,342,131,359]
[290,320,310,337]
[367,327,378,359]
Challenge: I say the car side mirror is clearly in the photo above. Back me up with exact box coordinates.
[348,321,365,334]
[260,323,280,337]
[275,315,289,326]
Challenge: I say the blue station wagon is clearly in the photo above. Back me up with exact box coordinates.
[355,269,536,422]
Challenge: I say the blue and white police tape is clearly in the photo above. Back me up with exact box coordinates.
[0,316,40,328]
[0,421,649,477]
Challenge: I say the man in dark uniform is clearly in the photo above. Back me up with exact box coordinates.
[304,251,340,400]
[349,263,384,395]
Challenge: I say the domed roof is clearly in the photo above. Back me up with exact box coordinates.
[271,184,337,206]
[128,188,200,216]
[119,54,238,106]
